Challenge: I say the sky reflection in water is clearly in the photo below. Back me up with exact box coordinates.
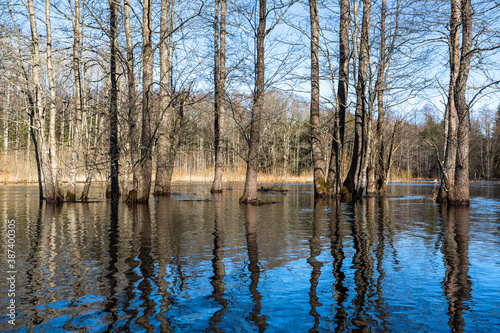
[0,183,499,332]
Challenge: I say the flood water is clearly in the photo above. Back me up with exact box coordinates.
[1,183,499,332]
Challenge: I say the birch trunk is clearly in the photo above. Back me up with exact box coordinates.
[27,0,56,202]
[308,0,327,198]
[211,0,226,193]
[67,0,83,201]
[45,0,64,202]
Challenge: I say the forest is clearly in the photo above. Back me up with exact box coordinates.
[0,0,499,205]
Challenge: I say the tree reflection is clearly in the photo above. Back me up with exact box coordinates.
[155,197,175,332]
[441,206,471,333]
[245,205,268,332]
[349,201,374,330]
[129,205,156,332]
[103,201,119,330]
[309,200,324,332]
[329,200,348,331]
[374,197,389,331]
[25,202,47,326]
[208,195,228,332]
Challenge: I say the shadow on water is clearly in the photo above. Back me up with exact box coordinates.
[441,206,471,333]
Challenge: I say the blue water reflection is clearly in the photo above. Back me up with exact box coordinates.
[0,183,499,332]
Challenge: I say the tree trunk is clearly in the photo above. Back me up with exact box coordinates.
[108,0,120,200]
[331,0,350,196]
[211,0,226,193]
[241,0,266,204]
[45,0,64,202]
[165,90,187,187]
[27,0,55,202]
[67,0,83,201]
[133,0,154,203]
[452,0,472,206]
[154,0,174,196]
[124,0,139,200]
[343,0,371,201]
[439,0,460,202]
[3,90,8,152]
[308,0,327,198]
[375,0,387,194]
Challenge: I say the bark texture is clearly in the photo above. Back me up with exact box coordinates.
[154,0,174,196]
[439,0,461,202]
[440,0,472,206]
[241,0,266,203]
[343,0,371,201]
[108,0,120,200]
[211,0,227,193]
[452,0,472,206]
[133,0,154,203]
[331,0,350,195]
[309,0,327,198]
[27,0,56,202]
[124,0,140,201]
[67,0,83,201]
[45,0,64,202]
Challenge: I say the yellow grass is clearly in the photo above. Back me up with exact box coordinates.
[0,151,313,185]
[171,166,312,184]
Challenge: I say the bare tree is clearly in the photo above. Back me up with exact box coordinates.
[27,0,57,202]
[211,0,227,193]
[240,0,267,203]
[331,0,350,196]
[439,0,460,202]
[45,0,64,202]
[135,0,154,203]
[124,0,140,201]
[66,0,84,201]
[342,0,371,201]
[452,0,472,205]
[154,0,174,196]
[308,0,327,198]
[108,0,119,200]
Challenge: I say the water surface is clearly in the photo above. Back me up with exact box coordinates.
[0,183,499,332]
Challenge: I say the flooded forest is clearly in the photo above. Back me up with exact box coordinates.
[1,0,500,332]
[0,0,499,203]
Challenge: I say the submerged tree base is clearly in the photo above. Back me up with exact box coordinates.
[65,190,76,202]
[153,185,173,196]
[126,189,149,204]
